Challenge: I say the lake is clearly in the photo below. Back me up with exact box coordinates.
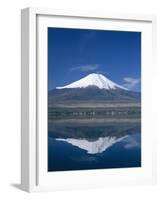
[48,120,141,171]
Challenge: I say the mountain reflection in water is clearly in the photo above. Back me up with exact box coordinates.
[48,119,141,171]
[56,136,127,154]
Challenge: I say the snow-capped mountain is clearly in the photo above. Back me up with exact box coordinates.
[49,73,141,103]
[56,136,127,154]
[56,73,127,90]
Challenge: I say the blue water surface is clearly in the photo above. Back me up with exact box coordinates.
[48,122,141,171]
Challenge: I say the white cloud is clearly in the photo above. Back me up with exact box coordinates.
[123,77,140,90]
[70,64,100,72]
[124,136,140,149]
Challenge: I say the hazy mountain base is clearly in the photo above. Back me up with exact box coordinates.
[49,120,141,139]
[48,87,141,120]
[48,87,141,104]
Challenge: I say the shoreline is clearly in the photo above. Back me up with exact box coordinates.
[48,118,141,125]
[49,102,141,108]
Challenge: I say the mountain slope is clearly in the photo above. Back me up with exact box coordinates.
[49,73,141,104]
[56,73,127,90]
[49,87,140,103]
[56,136,127,154]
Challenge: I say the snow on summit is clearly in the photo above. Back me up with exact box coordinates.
[56,136,127,154]
[56,73,127,90]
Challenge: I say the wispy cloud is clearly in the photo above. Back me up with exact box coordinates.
[70,64,100,72]
[79,31,97,53]
[123,77,140,90]
[82,31,97,41]
[124,136,141,149]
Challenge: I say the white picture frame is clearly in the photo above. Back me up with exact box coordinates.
[21,7,157,192]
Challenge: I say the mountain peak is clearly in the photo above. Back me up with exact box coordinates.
[56,136,127,154]
[56,73,128,90]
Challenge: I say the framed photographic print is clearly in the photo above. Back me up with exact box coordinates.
[21,8,156,192]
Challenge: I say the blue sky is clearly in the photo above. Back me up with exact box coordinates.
[48,28,141,92]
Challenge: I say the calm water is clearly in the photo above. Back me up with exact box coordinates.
[48,121,141,171]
